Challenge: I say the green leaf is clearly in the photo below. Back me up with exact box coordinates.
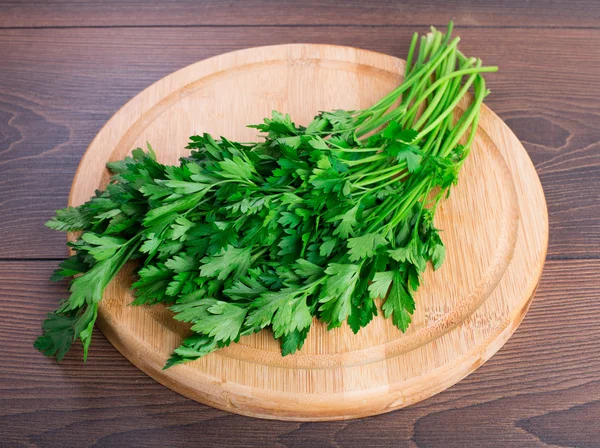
[278,233,301,259]
[140,233,162,254]
[105,214,135,235]
[347,232,387,262]
[293,259,323,278]
[200,245,252,280]
[388,236,427,272]
[309,167,343,193]
[281,192,303,206]
[79,303,98,361]
[318,263,361,328]
[319,239,337,257]
[169,216,194,241]
[192,301,248,343]
[348,263,377,333]
[223,277,268,300]
[161,180,209,195]
[330,204,359,239]
[431,243,446,270]
[50,256,89,282]
[45,206,90,232]
[245,289,313,338]
[394,219,412,246]
[278,211,302,229]
[218,156,256,182]
[187,133,224,160]
[166,271,194,297]
[308,137,329,151]
[249,111,297,136]
[382,271,415,332]
[144,190,208,229]
[34,303,98,363]
[165,253,198,273]
[64,259,114,309]
[131,264,173,305]
[407,265,421,291]
[80,233,126,261]
[368,271,394,299]
[164,334,219,369]
[382,121,417,143]
[391,143,422,173]
[278,136,303,149]
[34,311,79,362]
[171,298,247,343]
[306,117,328,135]
[139,183,173,201]
[279,327,310,356]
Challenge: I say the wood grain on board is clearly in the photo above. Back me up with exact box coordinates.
[1,260,598,445]
[0,27,597,260]
[1,0,599,28]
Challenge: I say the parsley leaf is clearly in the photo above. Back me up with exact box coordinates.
[382,272,415,332]
[199,245,252,280]
[318,263,361,329]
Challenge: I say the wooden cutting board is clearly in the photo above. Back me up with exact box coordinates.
[69,44,548,421]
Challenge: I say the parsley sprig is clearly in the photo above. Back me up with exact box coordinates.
[36,23,497,367]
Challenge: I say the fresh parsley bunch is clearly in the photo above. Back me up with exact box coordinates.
[36,23,497,368]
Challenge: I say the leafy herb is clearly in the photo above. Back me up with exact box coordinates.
[36,23,497,367]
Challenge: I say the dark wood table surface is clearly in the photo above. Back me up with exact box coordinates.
[1,1,599,446]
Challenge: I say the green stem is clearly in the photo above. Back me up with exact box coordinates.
[251,247,270,264]
[409,65,496,131]
[385,178,430,230]
[439,74,487,157]
[354,165,409,187]
[413,62,483,144]
[356,107,405,138]
[329,145,383,153]
[343,153,388,167]
[347,163,402,181]
[349,159,386,177]
[404,32,419,80]
[356,37,460,121]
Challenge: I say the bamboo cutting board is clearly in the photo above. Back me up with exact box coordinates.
[69,44,548,420]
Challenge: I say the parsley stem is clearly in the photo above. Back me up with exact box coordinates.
[331,146,382,153]
[411,65,496,133]
[384,178,430,231]
[349,159,386,177]
[326,139,383,153]
[404,32,419,80]
[354,165,409,187]
[365,172,409,192]
[413,66,481,144]
[347,163,404,181]
[439,74,487,158]
[344,153,388,166]
[251,247,269,264]
[357,37,460,122]
[356,107,406,138]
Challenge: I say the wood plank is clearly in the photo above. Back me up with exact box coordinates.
[0,26,598,259]
[1,0,599,28]
[1,259,598,445]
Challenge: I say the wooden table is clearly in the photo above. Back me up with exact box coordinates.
[1,1,598,446]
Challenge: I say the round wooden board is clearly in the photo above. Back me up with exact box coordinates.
[69,44,548,421]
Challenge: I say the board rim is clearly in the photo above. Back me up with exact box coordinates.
[69,43,548,420]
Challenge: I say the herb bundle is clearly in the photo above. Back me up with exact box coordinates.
[36,23,497,368]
